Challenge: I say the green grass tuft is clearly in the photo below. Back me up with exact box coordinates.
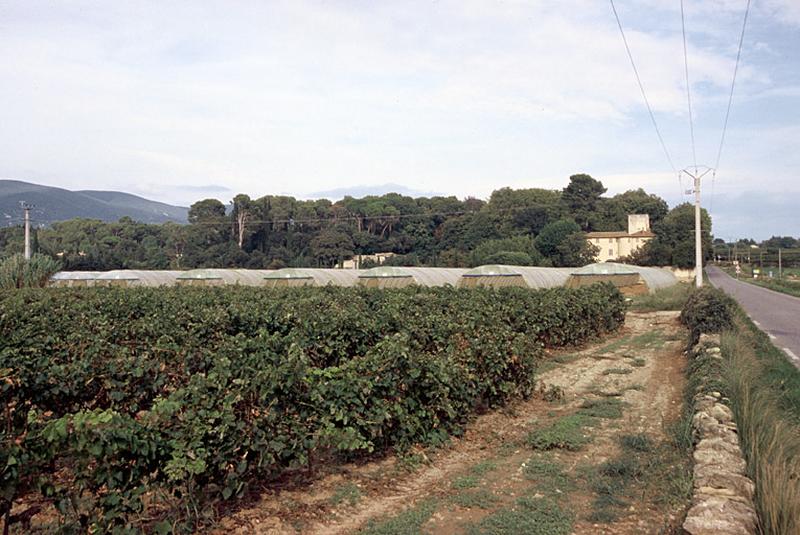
[360,500,438,535]
[601,367,633,375]
[470,460,498,476]
[330,482,362,506]
[466,497,573,535]
[522,457,574,493]
[452,475,480,490]
[620,433,654,453]
[450,489,499,510]
[578,398,626,419]
[527,414,591,451]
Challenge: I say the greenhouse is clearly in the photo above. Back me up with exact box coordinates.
[358,266,467,288]
[49,271,100,287]
[263,268,361,288]
[93,270,183,287]
[175,269,273,287]
[565,263,678,295]
[458,265,573,289]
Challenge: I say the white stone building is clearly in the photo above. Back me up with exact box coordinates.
[586,214,655,262]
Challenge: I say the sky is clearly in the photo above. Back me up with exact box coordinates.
[1,0,798,240]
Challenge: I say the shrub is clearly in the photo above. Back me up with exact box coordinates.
[680,286,735,341]
[0,253,60,289]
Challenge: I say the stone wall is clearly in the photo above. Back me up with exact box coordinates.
[683,334,758,535]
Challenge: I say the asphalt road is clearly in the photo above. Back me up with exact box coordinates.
[706,265,800,368]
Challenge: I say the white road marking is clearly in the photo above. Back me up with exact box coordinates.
[784,348,799,361]
[753,320,761,327]
[768,333,777,341]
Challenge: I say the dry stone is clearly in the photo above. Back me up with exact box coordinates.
[684,495,757,535]
[683,339,756,535]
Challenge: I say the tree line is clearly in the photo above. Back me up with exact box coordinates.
[0,174,716,270]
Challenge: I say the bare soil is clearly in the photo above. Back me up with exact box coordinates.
[211,311,690,535]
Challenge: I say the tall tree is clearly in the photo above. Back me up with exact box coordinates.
[561,174,607,231]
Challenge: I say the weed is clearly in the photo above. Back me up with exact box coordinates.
[629,331,666,349]
[527,414,591,451]
[579,398,626,419]
[539,354,580,374]
[330,482,362,507]
[602,367,633,375]
[620,433,654,453]
[360,500,438,535]
[628,283,691,312]
[535,382,565,402]
[587,386,623,398]
[396,451,428,472]
[450,489,499,510]
[599,458,642,480]
[466,497,573,535]
[553,353,580,364]
[452,475,480,490]
[470,460,498,476]
[522,457,574,493]
[595,336,632,355]
[497,440,522,457]
[631,357,646,367]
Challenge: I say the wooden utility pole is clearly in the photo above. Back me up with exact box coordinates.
[779,248,782,279]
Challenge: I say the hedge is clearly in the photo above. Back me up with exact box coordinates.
[0,284,625,532]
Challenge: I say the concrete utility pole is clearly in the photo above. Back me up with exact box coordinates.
[21,202,32,260]
[681,166,714,288]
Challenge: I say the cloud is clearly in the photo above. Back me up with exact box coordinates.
[0,0,796,237]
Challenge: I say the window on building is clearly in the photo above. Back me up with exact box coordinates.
[609,249,613,256]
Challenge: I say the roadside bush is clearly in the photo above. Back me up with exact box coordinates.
[0,284,624,531]
[680,286,735,341]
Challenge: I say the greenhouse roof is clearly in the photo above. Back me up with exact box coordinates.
[51,271,99,281]
[461,265,573,289]
[95,270,182,285]
[176,269,226,280]
[609,263,678,291]
[358,266,467,286]
[264,268,314,279]
[264,268,361,286]
[176,269,274,285]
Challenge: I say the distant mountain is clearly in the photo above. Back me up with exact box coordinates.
[0,180,188,226]
[304,183,443,200]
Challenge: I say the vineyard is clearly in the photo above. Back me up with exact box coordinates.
[0,284,625,532]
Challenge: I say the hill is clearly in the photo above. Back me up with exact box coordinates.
[0,180,188,225]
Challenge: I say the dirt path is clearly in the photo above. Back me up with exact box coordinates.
[212,311,689,535]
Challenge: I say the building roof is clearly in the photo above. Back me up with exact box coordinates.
[586,230,655,238]
[570,263,639,276]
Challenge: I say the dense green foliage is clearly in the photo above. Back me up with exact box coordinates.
[680,286,736,341]
[0,253,60,289]
[0,176,673,270]
[0,284,625,531]
[626,203,713,268]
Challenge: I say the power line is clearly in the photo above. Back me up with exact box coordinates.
[680,0,698,170]
[714,0,751,172]
[609,0,678,177]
